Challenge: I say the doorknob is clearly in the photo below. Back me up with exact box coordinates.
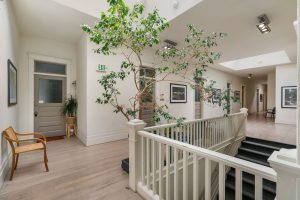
[34,111,38,117]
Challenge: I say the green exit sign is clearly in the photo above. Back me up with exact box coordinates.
[97,64,107,72]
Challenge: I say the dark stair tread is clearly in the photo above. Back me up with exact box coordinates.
[236,154,270,167]
[121,158,129,174]
[241,140,281,151]
[226,177,276,200]
[246,137,296,149]
[239,147,271,157]
[227,169,276,194]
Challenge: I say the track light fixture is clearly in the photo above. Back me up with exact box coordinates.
[248,74,253,79]
[256,14,271,34]
[163,39,177,50]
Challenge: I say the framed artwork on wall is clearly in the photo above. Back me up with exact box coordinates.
[8,59,17,106]
[281,86,297,108]
[234,91,241,102]
[170,83,187,103]
[212,88,221,104]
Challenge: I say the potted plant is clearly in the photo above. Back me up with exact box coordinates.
[63,96,78,137]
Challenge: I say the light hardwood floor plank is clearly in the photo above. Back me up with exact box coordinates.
[0,138,142,200]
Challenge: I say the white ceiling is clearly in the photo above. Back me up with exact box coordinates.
[160,0,297,78]
[12,0,97,44]
[11,0,297,78]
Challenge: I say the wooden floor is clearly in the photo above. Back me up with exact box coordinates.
[0,138,142,200]
[246,113,296,145]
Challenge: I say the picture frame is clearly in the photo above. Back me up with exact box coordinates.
[234,90,240,102]
[170,83,187,103]
[8,59,17,106]
[212,88,221,104]
[281,86,297,108]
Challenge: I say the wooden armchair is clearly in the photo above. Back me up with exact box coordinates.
[3,127,49,180]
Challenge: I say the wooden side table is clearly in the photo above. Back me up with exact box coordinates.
[65,117,77,138]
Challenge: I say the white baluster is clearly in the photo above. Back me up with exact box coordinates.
[146,138,150,189]
[235,168,242,200]
[174,148,179,200]
[193,154,199,200]
[152,140,156,194]
[183,151,188,200]
[205,158,211,200]
[219,162,225,200]
[159,142,163,198]
[141,136,145,185]
[166,145,170,200]
[255,175,263,200]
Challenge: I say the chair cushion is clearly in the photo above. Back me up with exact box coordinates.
[15,143,44,154]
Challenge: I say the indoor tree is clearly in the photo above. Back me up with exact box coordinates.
[82,0,233,124]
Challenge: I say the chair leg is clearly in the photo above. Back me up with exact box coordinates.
[14,154,19,170]
[44,149,49,172]
[10,154,15,181]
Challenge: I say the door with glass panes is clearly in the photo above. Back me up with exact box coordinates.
[139,67,155,126]
[34,61,66,137]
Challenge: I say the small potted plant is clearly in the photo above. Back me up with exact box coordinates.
[63,96,78,137]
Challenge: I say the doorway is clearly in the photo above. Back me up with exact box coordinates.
[139,67,155,126]
[194,85,201,119]
[256,89,259,113]
[226,83,231,114]
[241,85,246,108]
[34,61,67,137]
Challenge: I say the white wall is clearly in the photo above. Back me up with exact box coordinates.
[201,67,245,118]
[267,71,276,109]
[76,34,88,143]
[275,64,297,124]
[0,0,20,187]
[18,36,77,133]
[245,77,267,114]
[82,41,138,146]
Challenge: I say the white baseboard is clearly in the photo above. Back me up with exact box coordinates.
[0,152,12,189]
[76,132,88,146]
[275,119,296,125]
[86,129,128,146]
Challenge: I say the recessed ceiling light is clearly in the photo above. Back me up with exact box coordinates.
[219,50,291,71]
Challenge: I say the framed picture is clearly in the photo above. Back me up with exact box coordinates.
[281,86,297,108]
[234,91,240,102]
[212,88,221,104]
[8,59,17,106]
[170,83,187,103]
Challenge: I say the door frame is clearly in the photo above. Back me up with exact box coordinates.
[28,54,72,132]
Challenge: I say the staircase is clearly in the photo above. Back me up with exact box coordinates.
[225,137,295,200]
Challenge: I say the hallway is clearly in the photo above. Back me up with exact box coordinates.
[246,114,296,145]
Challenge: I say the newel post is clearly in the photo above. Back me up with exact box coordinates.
[268,149,300,200]
[240,108,248,136]
[128,119,146,192]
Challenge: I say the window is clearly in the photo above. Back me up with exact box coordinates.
[35,61,66,75]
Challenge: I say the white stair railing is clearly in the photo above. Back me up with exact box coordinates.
[136,130,276,200]
[128,109,267,200]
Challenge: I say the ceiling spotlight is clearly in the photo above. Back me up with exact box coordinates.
[163,39,177,50]
[248,74,253,79]
[256,14,271,34]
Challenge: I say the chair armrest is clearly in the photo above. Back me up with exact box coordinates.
[16,132,46,141]
[18,138,46,148]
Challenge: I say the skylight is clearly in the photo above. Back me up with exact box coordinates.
[219,51,291,70]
